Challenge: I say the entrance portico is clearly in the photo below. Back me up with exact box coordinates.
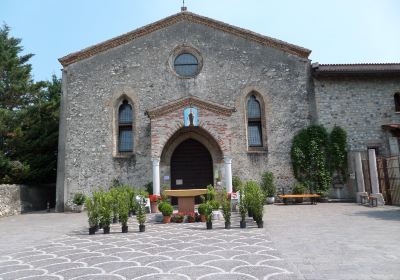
[146,96,235,195]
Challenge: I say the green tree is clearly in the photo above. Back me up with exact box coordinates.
[0,24,61,184]
[328,126,347,182]
[0,24,35,110]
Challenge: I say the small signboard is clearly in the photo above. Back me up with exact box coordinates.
[184,107,199,127]
[164,175,170,181]
[176,179,183,185]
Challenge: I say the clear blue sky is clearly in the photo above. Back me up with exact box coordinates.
[1,0,399,81]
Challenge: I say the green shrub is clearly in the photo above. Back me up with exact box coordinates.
[144,182,153,195]
[244,180,265,222]
[99,191,113,228]
[159,202,173,216]
[232,176,243,193]
[136,200,146,226]
[292,183,306,194]
[205,185,216,201]
[73,193,86,206]
[239,186,247,223]
[209,200,220,210]
[85,196,98,227]
[118,190,130,227]
[198,203,207,215]
[261,171,276,197]
[221,193,231,224]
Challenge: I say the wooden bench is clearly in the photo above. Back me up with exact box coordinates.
[278,194,321,205]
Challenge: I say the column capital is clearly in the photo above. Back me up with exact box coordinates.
[152,158,160,164]
[223,156,232,164]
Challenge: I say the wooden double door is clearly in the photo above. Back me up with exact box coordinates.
[170,139,213,204]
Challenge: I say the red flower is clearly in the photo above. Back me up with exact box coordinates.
[149,195,161,202]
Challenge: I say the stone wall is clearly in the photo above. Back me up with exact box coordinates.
[0,185,22,217]
[0,184,55,217]
[314,77,400,155]
[57,19,312,209]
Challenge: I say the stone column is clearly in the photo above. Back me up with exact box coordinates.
[354,152,367,203]
[152,158,160,196]
[368,149,385,206]
[224,156,233,193]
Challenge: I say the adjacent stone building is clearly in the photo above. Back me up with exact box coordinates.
[56,11,400,211]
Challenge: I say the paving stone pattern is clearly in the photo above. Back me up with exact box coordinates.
[0,213,294,280]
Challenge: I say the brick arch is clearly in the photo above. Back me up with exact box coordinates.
[160,126,224,165]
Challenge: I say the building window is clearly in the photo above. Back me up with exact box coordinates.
[174,53,199,77]
[394,93,400,112]
[118,100,133,152]
[247,95,263,147]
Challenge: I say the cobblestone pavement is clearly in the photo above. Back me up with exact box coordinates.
[0,212,295,280]
[265,203,400,280]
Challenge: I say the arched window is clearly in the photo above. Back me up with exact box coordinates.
[247,95,263,147]
[118,100,133,152]
[394,93,400,112]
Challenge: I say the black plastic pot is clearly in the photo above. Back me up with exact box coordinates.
[103,226,110,234]
[139,224,145,232]
[225,222,231,229]
[206,221,212,230]
[240,221,246,228]
[122,225,128,233]
[89,227,96,235]
[257,220,264,228]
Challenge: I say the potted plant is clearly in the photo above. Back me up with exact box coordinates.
[149,194,160,213]
[262,171,276,204]
[205,202,214,230]
[99,191,113,234]
[198,203,207,222]
[172,214,184,223]
[110,188,119,223]
[136,200,146,232]
[73,192,86,212]
[85,196,98,235]
[158,201,173,223]
[239,186,247,228]
[222,193,231,229]
[251,183,265,228]
[292,183,306,203]
[187,214,195,223]
[118,191,130,233]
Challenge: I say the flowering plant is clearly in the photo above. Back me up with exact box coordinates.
[149,195,161,203]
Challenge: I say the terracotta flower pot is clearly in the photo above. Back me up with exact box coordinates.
[200,214,206,222]
[163,215,171,224]
[150,202,159,213]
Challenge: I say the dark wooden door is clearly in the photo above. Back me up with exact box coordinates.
[171,139,213,204]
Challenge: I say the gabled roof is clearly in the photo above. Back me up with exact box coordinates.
[146,96,236,119]
[59,11,311,67]
[312,63,400,77]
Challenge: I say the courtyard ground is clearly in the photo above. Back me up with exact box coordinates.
[0,203,398,280]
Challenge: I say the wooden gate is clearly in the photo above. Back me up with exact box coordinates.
[377,156,400,205]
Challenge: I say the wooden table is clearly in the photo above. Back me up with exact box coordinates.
[164,189,208,213]
[278,194,321,205]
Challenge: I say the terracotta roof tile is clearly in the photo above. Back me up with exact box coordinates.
[313,63,400,77]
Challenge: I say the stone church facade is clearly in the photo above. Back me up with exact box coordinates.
[56,11,400,211]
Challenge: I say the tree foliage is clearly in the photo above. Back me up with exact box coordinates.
[328,126,348,182]
[291,125,331,194]
[0,24,60,184]
[291,125,348,195]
